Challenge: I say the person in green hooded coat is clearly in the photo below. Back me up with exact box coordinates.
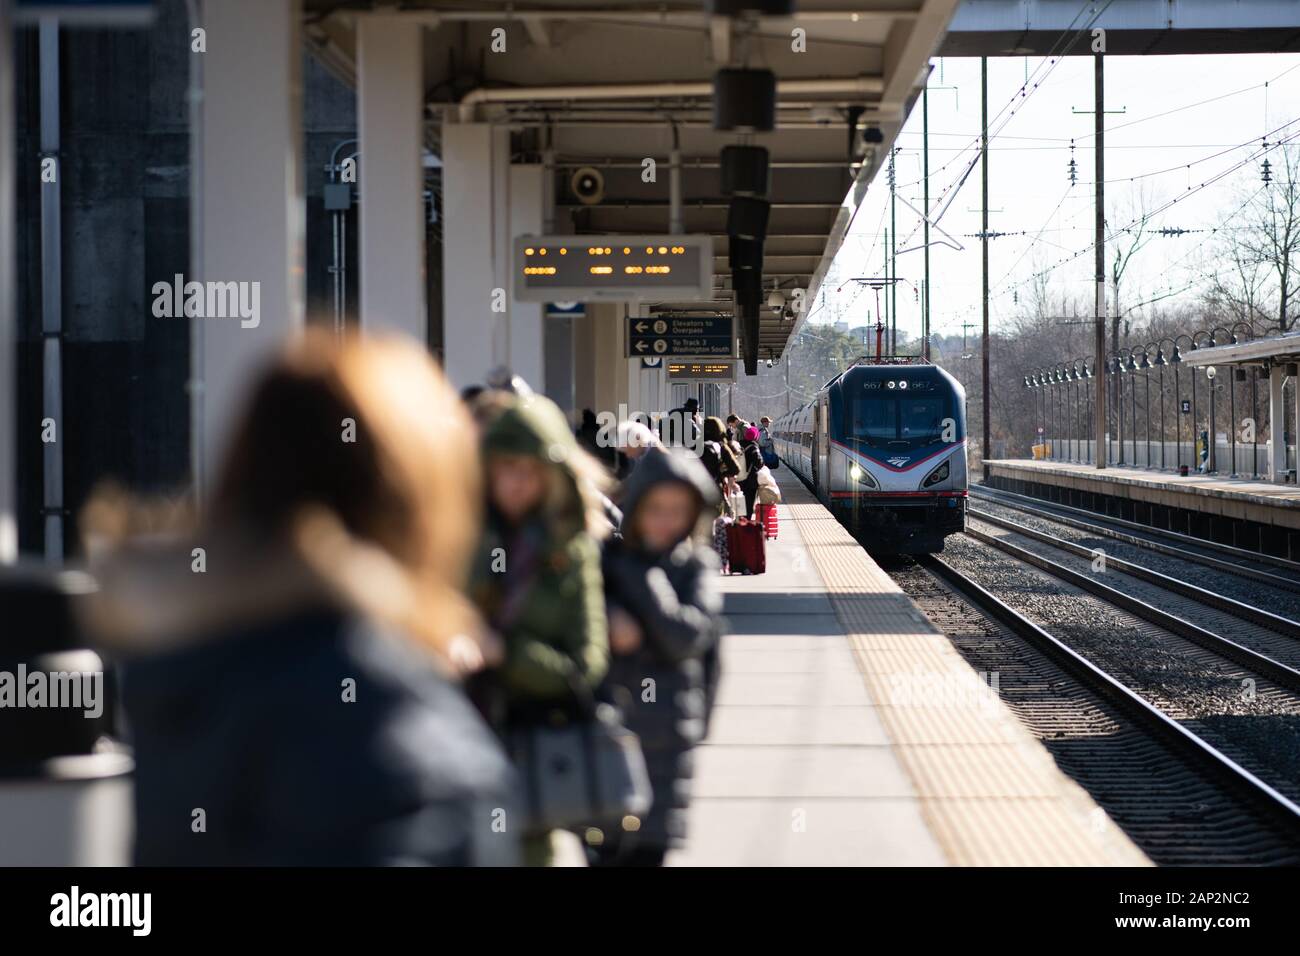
[468,393,611,865]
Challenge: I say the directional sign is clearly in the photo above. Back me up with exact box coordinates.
[15,1,156,24]
[545,301,586,319]
[627,315,735,358]
[667,361,735,382]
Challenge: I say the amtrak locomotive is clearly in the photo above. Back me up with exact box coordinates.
[773,358,968,553]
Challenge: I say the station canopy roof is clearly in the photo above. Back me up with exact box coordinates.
[1181,331,1300,369]
[304,1,962,362]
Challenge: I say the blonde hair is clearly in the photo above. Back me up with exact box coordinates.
[73,329,484,666]
[203,329,483,658]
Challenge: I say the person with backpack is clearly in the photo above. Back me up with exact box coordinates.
[699,416,740,513]
[758,416,779,469]
[737,424,766,520]
[595,448,723,866]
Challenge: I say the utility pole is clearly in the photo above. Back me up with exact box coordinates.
[784,351,791,414]
[1093,51,1107,469]
[889,148,897,354]
[883,227,889,352]
[922,84,930,361]
[0,0,14,563]
[981,56,991,472]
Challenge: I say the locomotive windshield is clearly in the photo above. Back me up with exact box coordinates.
[850,390,952,448]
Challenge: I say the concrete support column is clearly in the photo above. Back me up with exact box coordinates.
[592,306,620,418]
[1293,370,1300,485]
[573,309,596,414]
[195,0,304,496]
[0,0,14,561]
[507,165,545,390]
[357,15,425,339]
[1269,365,1287,482]
[442,122,510,388]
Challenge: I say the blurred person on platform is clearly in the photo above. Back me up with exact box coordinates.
[594,448,723,866]
[700,416,740,514]
[81,330,518,867]
[615,420,660,480]
[660,397,700,448]
[737,424,765,519]
[468,393,611,865]
[576,408,618,473]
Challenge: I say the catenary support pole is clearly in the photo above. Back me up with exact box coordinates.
[1093,51,1107,469]
[981,56,991,473]
[922,84,930,361]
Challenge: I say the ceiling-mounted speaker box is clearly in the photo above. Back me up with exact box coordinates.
[713,69,776,132]
[720,145,770,198]
[728,236,764,272]
[707,0,796,14]
[727,196,770,241]
[739,303,761,376]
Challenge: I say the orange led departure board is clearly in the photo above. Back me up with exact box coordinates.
[513,234,712,302]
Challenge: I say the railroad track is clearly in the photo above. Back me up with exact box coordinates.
[884,552,1300,863]
[963,511,1300,679]
[972,483,1300,594]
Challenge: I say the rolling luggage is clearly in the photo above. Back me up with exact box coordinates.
[755,502,778,540]
[726,518,766,575]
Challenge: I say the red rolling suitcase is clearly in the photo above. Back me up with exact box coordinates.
[726,518,766,574]
[755,502,778,540]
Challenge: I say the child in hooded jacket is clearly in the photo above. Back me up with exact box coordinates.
[593,448,724,866]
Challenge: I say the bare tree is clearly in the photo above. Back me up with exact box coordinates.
[1108,185,1159,350]
[1237,144,1300,332]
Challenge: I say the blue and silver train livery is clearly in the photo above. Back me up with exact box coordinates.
[772,357,968,553]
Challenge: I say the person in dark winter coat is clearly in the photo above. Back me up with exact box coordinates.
[699,416,740,513]
[737,424,766,519]
[81,331,519,866]
[659,397,701,449]
[594,448,724,866]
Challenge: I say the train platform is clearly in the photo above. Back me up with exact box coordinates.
[668,469,1149,867]
[985,458,1300,554]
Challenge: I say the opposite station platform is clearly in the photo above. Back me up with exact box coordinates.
[668,469,1149,867]
[984,458,1300,557]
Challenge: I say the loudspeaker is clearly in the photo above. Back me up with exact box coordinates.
[570,166,605,205]
[720,145,770,198]
[739,301,761,376]
[727,197,770,241]
[733,268,761,306]
[713,69,776,132]
[728,236,764,272]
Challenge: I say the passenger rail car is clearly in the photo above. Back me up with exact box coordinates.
[773,358,968,553]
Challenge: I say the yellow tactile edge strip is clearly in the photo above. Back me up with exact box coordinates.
[780,477,1151,866]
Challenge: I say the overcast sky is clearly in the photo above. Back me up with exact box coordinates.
[810,51,1300,343]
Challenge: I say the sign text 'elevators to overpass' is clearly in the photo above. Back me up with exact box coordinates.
[513,234,712,302]
[626,314,736,358]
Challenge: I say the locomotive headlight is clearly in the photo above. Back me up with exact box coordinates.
[922,460,950,488]
[849,464,878,489]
